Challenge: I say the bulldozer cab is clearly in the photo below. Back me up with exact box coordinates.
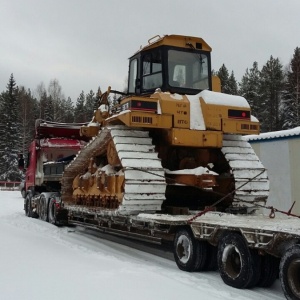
[128,35,213,95]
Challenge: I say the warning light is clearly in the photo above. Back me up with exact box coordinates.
[130,100,157,111]
[228,109,250,119]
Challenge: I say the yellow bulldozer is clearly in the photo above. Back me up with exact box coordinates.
[62,34,269,215]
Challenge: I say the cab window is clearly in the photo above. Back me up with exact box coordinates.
[142,50,162,91]
[128,59,138,93]
[168,49,209,90]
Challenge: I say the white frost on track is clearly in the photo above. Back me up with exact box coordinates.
[110,127,166,213]
[222,134,270,206]
[165,166,218,176]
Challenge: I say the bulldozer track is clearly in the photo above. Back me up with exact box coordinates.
[62,126,166,214]
[62,126,269,215]
[222,134,269,207]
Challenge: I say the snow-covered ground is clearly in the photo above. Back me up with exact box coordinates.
[0,191,285,300]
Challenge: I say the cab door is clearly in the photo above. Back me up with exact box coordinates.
[25,141,37,192]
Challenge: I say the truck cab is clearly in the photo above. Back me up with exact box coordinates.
[24,120,89,223]
[25,137,86,195]
[24,120,88,195]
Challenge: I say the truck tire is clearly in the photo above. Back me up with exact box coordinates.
[246,249,261,288]
[217,232,259,289]
[38,195,48,222]
[279,244,300,300]
[174,228,207,272]
[48,197,57,225]
[25,192,33,217]
[257,254,279,287]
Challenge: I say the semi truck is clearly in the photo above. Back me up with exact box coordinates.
[23,35,300,300]
[23,119,88,223]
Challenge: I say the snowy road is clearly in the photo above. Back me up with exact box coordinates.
[0,191,285,300]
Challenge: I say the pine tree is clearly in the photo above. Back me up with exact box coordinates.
[74,91,86,122]
[282,47,300,129]
[0,92,5,177]
[217,64,230,94]
[259,56,285,132]
[61,97,74,123]
[95,87,102,108]
[85,90,96,121]
[239,62,261,118]
[228,71,238,95]
[18,86,39,155]
[35,82,47,119]
[55,98,64,122]
[111,93,119,107]
[0,74,23,181]
[39,90,48,120]
[44,95,54,121]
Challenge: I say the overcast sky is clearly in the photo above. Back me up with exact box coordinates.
[1,0,300,102]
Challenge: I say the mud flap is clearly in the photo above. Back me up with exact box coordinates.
[56,208,69,226]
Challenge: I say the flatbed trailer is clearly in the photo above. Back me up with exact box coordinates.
[23,119,300,299]
[59,202,300,300]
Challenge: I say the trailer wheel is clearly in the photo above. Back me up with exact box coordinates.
[25,192,33,217]
[195,241,209,271]
[217,232,259,289]
[257,254,279,287]
[247,249,261,288]
[203,243,218,271]
[38,195,48,222]
[48,197,57,225]
[174,228,207,272]
[279,244,300,300]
